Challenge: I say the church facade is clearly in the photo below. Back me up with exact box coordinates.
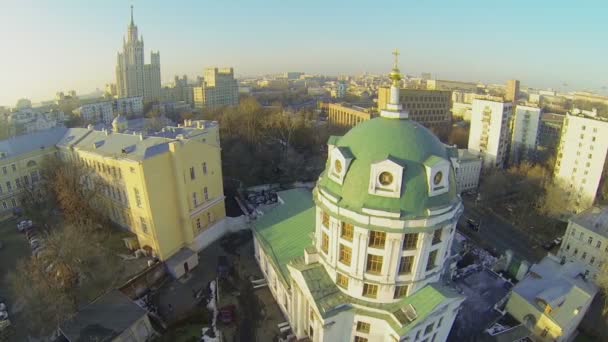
[253,54,465,342]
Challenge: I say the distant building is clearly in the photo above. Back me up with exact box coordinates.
[114,96,144,117]
[319,102,372,127]
[105,83,117,97]
[554,109,608,213]
[115,6,162,103]
[284,71,304,80]
[538,113,565,154]
[505,79,520,103]
[59,290,154,342]
[14,98,32,110]
[510,104,542,164]
[331,82,347,99]
[557,206,608,280]
[7,109,65,135]
[573,92,608,105]
[451,102,472,121]
[451,149,482,193]
[55,91,80,111]
[74,101,114,124]
[505,255,597,342]
[426,79,478,92]
[193,67,239,110]
[378,87,452,136]
[467,98,513,168]
[162,75,194,105]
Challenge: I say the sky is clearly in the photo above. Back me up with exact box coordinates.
[0,0,607,106]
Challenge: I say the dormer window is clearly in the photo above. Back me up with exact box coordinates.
[368,158,404,198]
[423,155,450,196]
[328,146,354,185]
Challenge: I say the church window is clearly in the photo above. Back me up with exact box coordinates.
[366,254,383,274]
[339,244,351,265]
[394,285,408,299]
[340,222,353,241]
[362,283,378,298]
[403,233,418,250]
[368,231,386,248]
[321,232,329,254]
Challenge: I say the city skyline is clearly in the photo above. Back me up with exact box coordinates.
[1,0,607,106]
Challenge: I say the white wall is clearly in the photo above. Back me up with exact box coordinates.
[554,113,608,213]
[511,105,541,163]
[468,99,512,168]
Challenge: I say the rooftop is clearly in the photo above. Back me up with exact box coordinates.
[457,149,481,161]
[0,126,68,160]
[570,206,608,238]
[251,188,316,286]
[512,256,598,328]
[60,290,148,341]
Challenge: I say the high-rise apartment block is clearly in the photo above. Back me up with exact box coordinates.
[378,87,452,136]
[467,98,513,168]
[505,79,520,103]
[163,75,194,105]
[510,104,542,163]
[193,67,239,110]
[115,6,162,103]
[538,113,565,154]
[554,109,608,213]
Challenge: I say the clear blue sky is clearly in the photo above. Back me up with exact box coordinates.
[0,0,606,106]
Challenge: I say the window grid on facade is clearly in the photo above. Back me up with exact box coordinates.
[368,231,386,248]
[366,254,383,274]
[356,321,371,333]
[432,228,442,245]
[336,273,349,289]
[339,244,352,265]
[322,212,330,227]
[134,188,142,208]
[399,255,414,274]
[402,233,418,250]
[341,222,354,241]
[140,216,148,234]
[394,285,408,299]
[426,250,438,271]
[190,166,196,180]
[321,232,329,254]
[362,283,378,298]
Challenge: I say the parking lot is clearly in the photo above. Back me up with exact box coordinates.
[0,217,33,340]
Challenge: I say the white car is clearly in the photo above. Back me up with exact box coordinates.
[17,220,33,232]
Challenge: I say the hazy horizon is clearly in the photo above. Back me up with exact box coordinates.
[1,0,607,107]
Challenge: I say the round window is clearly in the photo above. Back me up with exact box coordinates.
[379,171,393,186]
[434,171,443,185]
[334,159,342,173]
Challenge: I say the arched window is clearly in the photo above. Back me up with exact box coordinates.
[26,160,37,167]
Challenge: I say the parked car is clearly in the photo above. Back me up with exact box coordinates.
[16,220,33,232]
[466,218,480,232]
[543,237,563,250]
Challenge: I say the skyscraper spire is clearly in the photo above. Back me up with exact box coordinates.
[130,5,134,26]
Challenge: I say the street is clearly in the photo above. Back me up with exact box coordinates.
[458,199,546,263]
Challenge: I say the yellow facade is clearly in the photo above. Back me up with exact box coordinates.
[319,102,373,128]
[0,127,65,217]
[58,120,226,261]
[505,292,563,341]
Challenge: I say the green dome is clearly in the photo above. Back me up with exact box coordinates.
[316,117,458,219]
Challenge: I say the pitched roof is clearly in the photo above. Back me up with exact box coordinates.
[570,206,608,238]
[60,290,148,341]
[252,188,315,287]
[0,127,67,160]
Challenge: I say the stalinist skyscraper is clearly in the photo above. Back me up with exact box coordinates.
[115,6,161,103]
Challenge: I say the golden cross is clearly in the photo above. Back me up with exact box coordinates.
[392,48,400,68]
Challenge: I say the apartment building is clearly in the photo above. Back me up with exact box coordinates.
[75,101,115,124]
[451,149,482,193]
[378,87,452,135]
[467,98,513,168]
[510,104,542,164]
[319,102,373,128]
[538,113,565,154]
[554,109,608,213]
[193,67,239,110]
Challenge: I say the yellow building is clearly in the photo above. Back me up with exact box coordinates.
[0,127,66,218]
[193,67,239,110]
[57,119,226,274]
[378,87,452,135]
[319,102,373,127]
[0,120,227,277]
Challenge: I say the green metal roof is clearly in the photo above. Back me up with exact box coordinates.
[317,117,459,219]
[252,188,316,287]
[291,261,462,335]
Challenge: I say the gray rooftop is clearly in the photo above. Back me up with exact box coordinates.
[512,256,597,328]
[60,290,147,341]
[458,148,481,161]
[570,206,608,238]
[0,126,67,160]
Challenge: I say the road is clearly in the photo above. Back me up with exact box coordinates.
[458,198,546,263]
